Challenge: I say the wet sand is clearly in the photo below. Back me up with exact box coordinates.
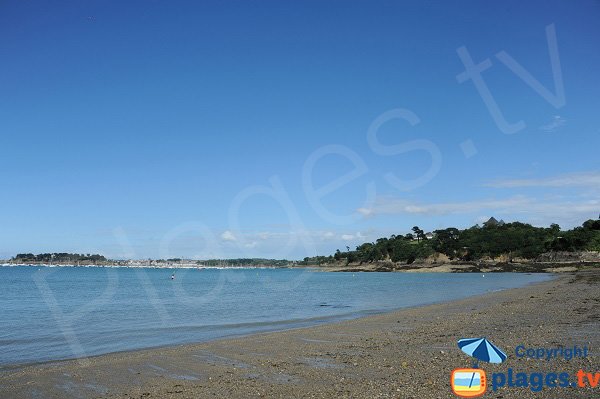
[1,270,598,398]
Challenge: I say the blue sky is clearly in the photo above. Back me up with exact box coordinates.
[1,0,599,260]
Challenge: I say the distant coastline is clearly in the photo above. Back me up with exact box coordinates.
[4,217,599,272]
[2,255,600,273]
[0,255,295,269]
[0,260,293,269]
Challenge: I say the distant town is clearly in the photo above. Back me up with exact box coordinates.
[1,253,295,268]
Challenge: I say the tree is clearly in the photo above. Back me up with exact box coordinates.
[583,219,600,230]
[334,249,342,261]
[412,226,425,242]
[432,228,461,258]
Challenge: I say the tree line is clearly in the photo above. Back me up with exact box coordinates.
[201,258,291,267]
[12,253,107,263]
[300,218,600,265]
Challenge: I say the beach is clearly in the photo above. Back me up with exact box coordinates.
[1,269,598,399]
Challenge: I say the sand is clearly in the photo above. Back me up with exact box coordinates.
[1,270,598,398]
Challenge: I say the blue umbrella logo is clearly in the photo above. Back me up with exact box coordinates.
[458,337,507,368]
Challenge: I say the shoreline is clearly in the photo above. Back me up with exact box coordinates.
[0,263,289,270]
[3,261,598,273]
[1,270,598,398]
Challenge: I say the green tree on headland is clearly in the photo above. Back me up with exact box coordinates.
[302,217,600,266]
[412,226,425,242]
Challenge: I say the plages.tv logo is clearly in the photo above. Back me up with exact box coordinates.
[451,337,507,397]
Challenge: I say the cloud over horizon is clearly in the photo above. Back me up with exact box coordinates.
[220,230,237,242]
[484,171,600,188]
[357,170,600,228]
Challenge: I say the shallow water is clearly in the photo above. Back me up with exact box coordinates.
[0,266,551,366]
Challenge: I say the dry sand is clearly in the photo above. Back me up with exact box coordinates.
[1,270,598,399]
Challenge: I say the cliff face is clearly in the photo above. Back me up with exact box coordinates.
[536,251,600,263]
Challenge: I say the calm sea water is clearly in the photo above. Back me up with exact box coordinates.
[0,266,551,367]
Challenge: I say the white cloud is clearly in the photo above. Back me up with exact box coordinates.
[258,232,271,240]
[355,170,600,229]
[220,230,237,242]
[484,171,600,188]
[356,195,598,228]
[244,241,258,248]
[236,230,368,243]
[357,207,374,217]
[341,232,366,241]
[358,196,533,217]
[539,115,566,132]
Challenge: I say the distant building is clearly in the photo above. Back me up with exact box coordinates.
[483,217,505,227]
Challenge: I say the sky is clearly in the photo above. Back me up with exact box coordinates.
[1,0,599,260]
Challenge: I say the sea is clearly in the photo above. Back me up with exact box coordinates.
[0,266,551,367]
